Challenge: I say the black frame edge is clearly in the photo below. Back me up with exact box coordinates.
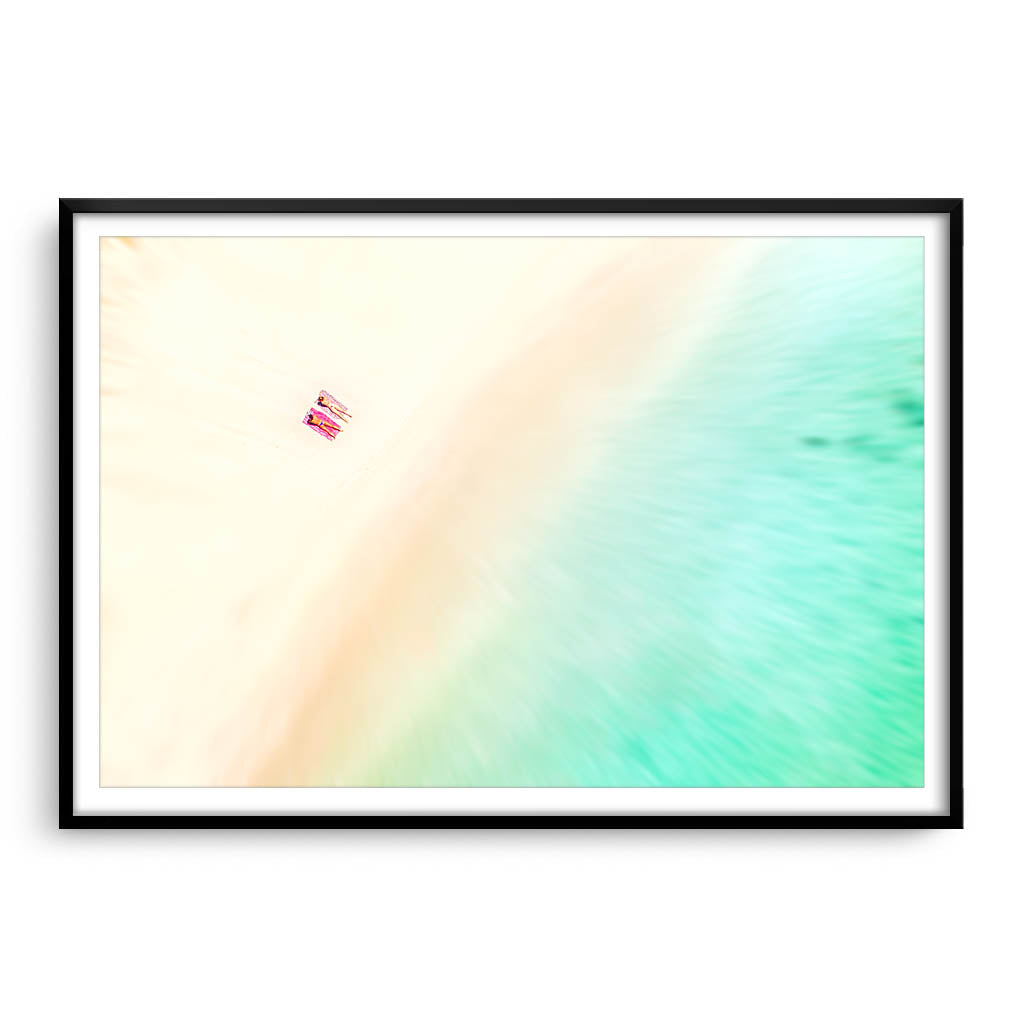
[59,199,74,829]
[61,813,962,829]
[948,200,964,828]
[58,198,965,216]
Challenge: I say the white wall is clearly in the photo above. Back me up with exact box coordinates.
[3,3,1016,1021]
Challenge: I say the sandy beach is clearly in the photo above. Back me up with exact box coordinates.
[99,235,730,785]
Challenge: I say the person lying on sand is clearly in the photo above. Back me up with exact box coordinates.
[305,410,341,436]
[317,391,351,420]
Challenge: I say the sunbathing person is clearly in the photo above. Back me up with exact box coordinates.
[306,411,341,436]
[317,391,351,420]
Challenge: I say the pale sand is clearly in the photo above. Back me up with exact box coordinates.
[99,236,731,785]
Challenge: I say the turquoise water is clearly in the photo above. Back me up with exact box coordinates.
[362,238,924,787]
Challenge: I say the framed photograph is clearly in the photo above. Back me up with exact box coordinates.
[61,199,963,827]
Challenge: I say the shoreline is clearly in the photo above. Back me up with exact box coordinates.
[99,237,730,785]
[250,239,729,785]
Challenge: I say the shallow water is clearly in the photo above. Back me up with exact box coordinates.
[355,238,924,787]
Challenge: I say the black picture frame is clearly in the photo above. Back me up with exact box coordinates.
[60,198,963,829]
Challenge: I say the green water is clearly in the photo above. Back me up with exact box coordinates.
[362,238,924,787]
